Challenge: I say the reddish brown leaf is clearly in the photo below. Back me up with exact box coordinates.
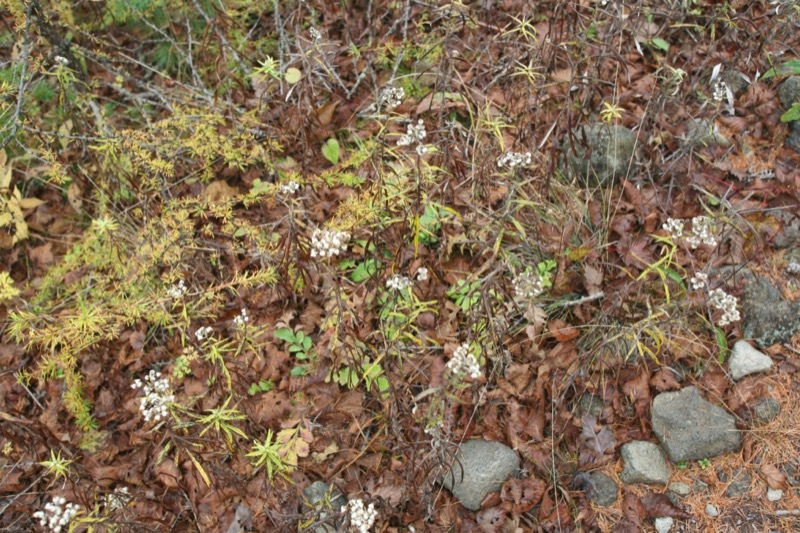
[760,463,789,490]
[650,368,681,392]
[641,492,692,519]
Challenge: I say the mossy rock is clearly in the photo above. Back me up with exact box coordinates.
[562,123,638,186]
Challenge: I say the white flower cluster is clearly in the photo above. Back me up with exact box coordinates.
[685,216,718,248]
[663,216,718,248]
[512,270,544,300]
[708,288,740,327]
[279,181,301,194]
[416,267,429,281]
[348,499,377,533]
[386,274,412,291]
[690,272,708,291]
[310,229,350,259]
[167,279,187,298]
[446,343,482,380]
[497,151,532,169]
[662,218,684,239]
[234,308,250,327]
[712,80,729,102]
[397,119,428,155]
[54,56,69,66]
[131,370,174,423]
[309,27,322,42]
[195,326,213,341]
[381,86,405,109]
[33,496,79,533]
[786,262,800,275]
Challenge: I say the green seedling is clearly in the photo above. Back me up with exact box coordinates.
[246,429,289,481]
[537,259,557,288]
[196,396,248,448]
[447,279,481,313]
[248,379,274,396]
[274,327,316,376]
[40,449,75,481]
[698,458,711,470]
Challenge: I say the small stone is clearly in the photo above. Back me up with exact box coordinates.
[668,482,691,496]
[706,503,719,517]
[655,516,674,533]
[693,479,709,492]
[563,123,638,186]
[587,472,618,507]
[767,488,784,501]
[778,76,800,110]
[620,441,671,485]
[752,397,781,425]
[729,341,774,380]
[576,393,604,418]
[440,439,520,511]
[725,468,752,498]
[685,118,731,147]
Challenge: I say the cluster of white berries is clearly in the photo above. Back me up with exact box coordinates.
[416,267,429,281]
[381,86,405,109]
[711,80,729,102]
[348,499,377,533]
[690,272,708,291]
[103,486,131,512]
[786,262,800,275]
[234,308,250,327]
[310,229,350,259]
[309,27,322,42]
[708,288,740,327]
[195,326,213,341]
[167,279,187,298]
[33,496,80,532]
[386,274,413,291]
[497,151,532,169]
[446,343,482,380]
[54,56,69,66]
[512,270,544,300]
[397,119,428,155]
[131,370,174,423]
[662,216,718,248]
[279,181,301,194]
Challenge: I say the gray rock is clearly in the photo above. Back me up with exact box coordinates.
[770,211,800,249]
[302,481,346,533]
[752,397,781,425]
[563,124,638,186]
[655,516,674,533]
[693,479,709,492]
[652,387,742,463]
[722,70,750,95]
[576,393,604,418]
[778,76,800,110]
[725,468,752,498]
[729,341,773,380]
[741,275,800,346]
[706,503,719,517]
[440,439,520,510]
[685,118,731,147]
[767,488,784,501]
[668,481,691,496]
[587,472,618,507]
[619,441,670,485]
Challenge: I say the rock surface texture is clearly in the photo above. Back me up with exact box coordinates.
[619,441,670,485]
[729,340,774,380]
[586,472,618,507]
[740,275,800,346]
[563,124,637,186]
[779,76,800,152]
[651,386,741,462]
[440,439,520,511]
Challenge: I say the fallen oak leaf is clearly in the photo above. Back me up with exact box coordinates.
[641,492,692,519]
[760,463,789,490]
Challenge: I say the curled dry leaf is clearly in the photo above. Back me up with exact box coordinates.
[760,463,789,490]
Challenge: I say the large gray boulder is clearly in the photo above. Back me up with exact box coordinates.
[651,387,741,462]
[563,124,638,186]
[740,275,800,347]
[728,341,773,380]
[619,441,670,485]
[440,439,520,510]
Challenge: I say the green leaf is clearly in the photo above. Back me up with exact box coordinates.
[274,327,297,343]
[762,59,800,80]
[649,38,670,52]
[321,138,340,165]
[288,345,304,353]
[350,259,378,282]
[290,366,307,376]
[302,337,312,351]
[285,67,302,84]
[780,103,800,123]
[715,327,729,363]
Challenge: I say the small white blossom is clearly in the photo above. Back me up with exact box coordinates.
[662,218,684,239]
[279,181,301,194]
[234,308,249,327]
[310,229,350,259]
[54,56,69,66]
[309,27,322,42]
[195,326,213,341]
[131,370,174,423]
[33,496,80,533]
[348,498,377,533]
[787,262,800,275]
[397,119,427,147]
[415,143,429,156]
[167,279,187,298]
[708,288,740,327]
[381,86,405,109]
[686,216,718,249]
[416,267,429,281]
[497,151,532,169]
[712,80,728,102]
[446,343,482,380]
[690,272,709,291]
[513,270,544,300]
[386,274,412,291]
